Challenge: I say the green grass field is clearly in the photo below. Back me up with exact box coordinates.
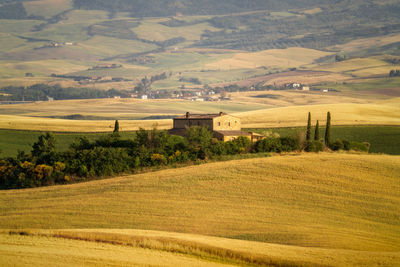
[0,130,137,157]
[0,126,400,157]
[247,126,400,155]
[316,76,400,92]
[1,125,399,158]
[0,153,399,266]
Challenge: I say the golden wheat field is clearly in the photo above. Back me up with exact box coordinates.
[0,94,399,132]
[0,114,172,132]
[1,153,399,266]
[237,97,400,128]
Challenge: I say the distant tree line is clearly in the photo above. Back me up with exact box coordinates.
[0,114,369,189]
[134,72,168,94]
[0,84,133,101]
[179,77,201,85]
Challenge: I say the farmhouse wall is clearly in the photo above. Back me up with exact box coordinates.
[173,118,213,130]
[170,112,261,142]
[213,115,241,131]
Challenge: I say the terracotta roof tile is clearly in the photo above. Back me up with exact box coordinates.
[175,113,226,119]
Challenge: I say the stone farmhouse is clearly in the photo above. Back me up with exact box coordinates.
[169,112,263,142]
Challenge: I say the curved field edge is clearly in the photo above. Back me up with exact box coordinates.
[2,229,399,267]
[0,231,234,267]
[1,154,399,252]
[2,230,319,267]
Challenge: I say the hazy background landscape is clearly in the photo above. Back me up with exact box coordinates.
[0,0,400,266]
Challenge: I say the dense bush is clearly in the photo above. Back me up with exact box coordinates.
[0,124,369,189]
[65,147,131,177]
[305,140,324,152]
[330,139,370,152]
[254,136,300,153]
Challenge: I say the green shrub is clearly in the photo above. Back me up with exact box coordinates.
[305,140,324,152]
[254,138,282,153]
[349,141,370,152]
[331,139,344,151]
[151,153,167,165]
[280,137,300,151]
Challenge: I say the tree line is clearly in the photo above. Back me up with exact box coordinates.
[303,112,369,152]
[0,84,132,101]
[0,114,369,189]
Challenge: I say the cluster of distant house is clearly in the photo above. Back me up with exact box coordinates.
[48,41,75,47]
[287,83,329,93]
[288,83,310,91]
[136,88,226,101]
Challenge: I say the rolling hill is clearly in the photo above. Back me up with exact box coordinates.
[0,0,400,92]
[0,153,399,266]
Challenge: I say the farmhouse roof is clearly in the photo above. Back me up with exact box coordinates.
[175,112,227,119]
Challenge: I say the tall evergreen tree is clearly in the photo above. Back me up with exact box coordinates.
[314,120,320,141]
[113,120,119,133]
[306,112,311,141]
[325,112,331,146]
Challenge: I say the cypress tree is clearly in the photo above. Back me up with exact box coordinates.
[113,120,119,133]
[314,120,320,141]
[325,112,331,146]
[306,112,311,141]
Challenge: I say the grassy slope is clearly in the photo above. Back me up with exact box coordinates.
[1,154,399,248]
[1,229,399,267]
[0,153,399,266]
